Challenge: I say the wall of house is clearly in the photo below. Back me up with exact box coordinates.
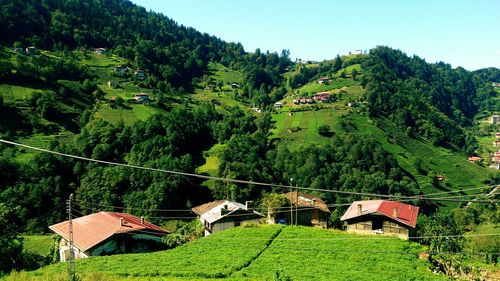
[204,219,260,236]
[58,233,165,262]
[273,208,328,228]
[346,219,410,240]
[89,233,165,256]
[59,239,89,262]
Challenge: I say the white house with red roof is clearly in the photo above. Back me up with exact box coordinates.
[340,200,419,240]
[49,212,168,262]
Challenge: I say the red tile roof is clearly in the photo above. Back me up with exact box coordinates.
[49,212,168,252]
[340,200,419,228]
[283,192,330,213]
[468,156,482,161]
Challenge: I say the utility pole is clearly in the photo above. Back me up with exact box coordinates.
[295,185,298,226]
[290,178,293,226]
[67,193,75,281]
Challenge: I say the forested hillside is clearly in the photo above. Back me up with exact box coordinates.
[0,0,498,278]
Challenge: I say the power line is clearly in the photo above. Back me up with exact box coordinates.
[1,139,498,204]
[68,206,500,242]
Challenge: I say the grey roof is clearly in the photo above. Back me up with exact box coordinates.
[195,200,263,224]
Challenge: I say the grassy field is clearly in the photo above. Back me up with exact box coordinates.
[197,143,225,176]
[94,104,166,126]
[271,109,349,146]
[191,63,247,110]
[22,235,54,256]
[345,114,495,197]
[9,225,446,281]
[297,78,357,95]
[0,84,47,102]
[205,62,242,85]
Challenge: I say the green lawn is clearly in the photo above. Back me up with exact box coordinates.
[297,78,357,95]
[22,235,54,256]
[80,53,127,68]
[206,62,242,85]
[14,226,445,281]
[94,104,166,126]
[14,132,75,163]
[271,109,348,146]
[0,84,46,102]
[197,143,226,176]
[235,227,442,281]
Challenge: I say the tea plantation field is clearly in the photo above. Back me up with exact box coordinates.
[8,225,446,281]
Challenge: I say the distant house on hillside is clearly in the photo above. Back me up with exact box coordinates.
[107,80,118,88]
[12,47,24,54]
[491,115,500,124]
[25,46,37,55]
[314,92,331,102]
[134,93,149,102]
[495,132,500,139]
[344,50,363,56]
[274,101,284,108]
[49,212,168,262]
[94,48,109,55]
[135,70,146,79]
[115,65,127,74]
[317,77,329,84]
[493,152,500,163]
[192,200,263,236]
[468,156,482,163]
[341,200,419,240]
[492,82,500,88]
[230,82,239,89]
[269,192,330,228]
[494,140,500,147]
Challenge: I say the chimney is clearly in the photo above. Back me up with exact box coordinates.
[221,204,228,216]
[245,201,253,210]
[393,208,398,217]
[140,216,145,224]
[120,217,124,226]
[357,204,362,214]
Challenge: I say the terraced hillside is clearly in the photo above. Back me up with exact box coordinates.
[6,225,446,281]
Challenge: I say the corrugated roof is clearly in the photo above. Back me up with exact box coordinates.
[340,200,419,228]
[283,192,331,213]
[49,212,168,252]
[192,200,226,215]
[192,200,263,224]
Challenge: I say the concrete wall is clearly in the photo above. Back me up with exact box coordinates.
[346,219,410,240]
[203,219,260,236]
[58,233,164,262]
[59,239,88,262]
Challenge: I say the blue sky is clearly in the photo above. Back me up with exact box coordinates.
[131,0,500,70]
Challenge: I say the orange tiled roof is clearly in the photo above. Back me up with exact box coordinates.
[49,212,168,252]
[282,191,330,213]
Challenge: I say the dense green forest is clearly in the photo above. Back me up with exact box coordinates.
[0,0,499,277]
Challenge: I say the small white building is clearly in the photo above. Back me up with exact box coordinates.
[94,48,109,55]
[192,200,263,236]
[274,102,284,108]
[491,115,500,124]
[135,70,146,79]
[134,93,149,102]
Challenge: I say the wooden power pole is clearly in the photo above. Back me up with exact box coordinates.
[67,193,75,280]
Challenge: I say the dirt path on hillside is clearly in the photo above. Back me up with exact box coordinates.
[230,226,284,277]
